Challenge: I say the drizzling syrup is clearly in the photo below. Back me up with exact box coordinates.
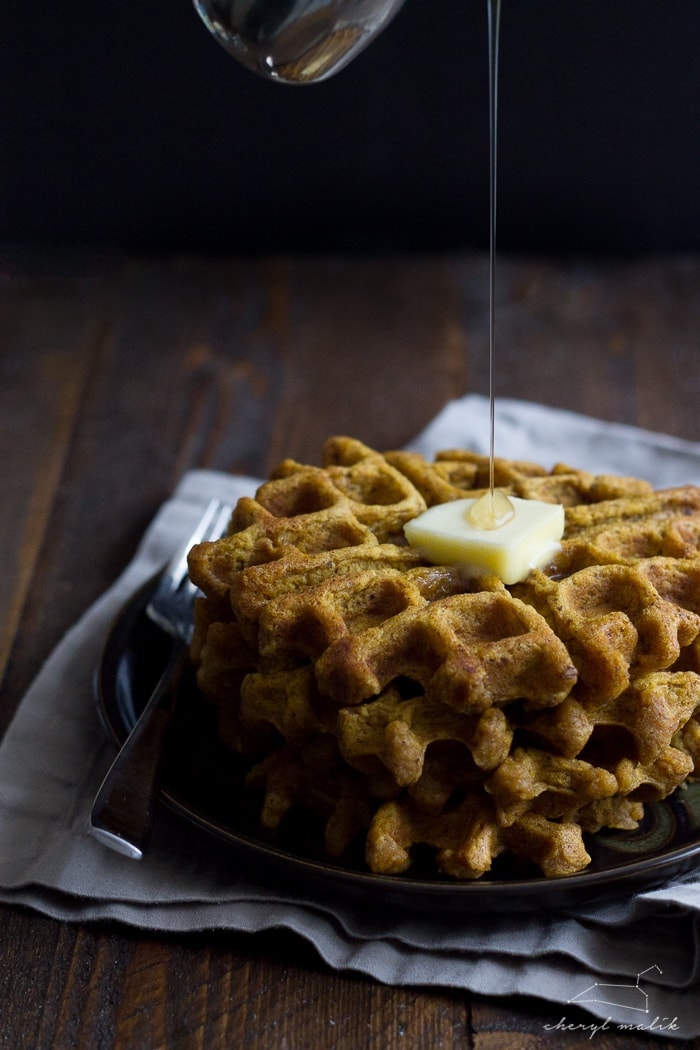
[468,486,514,530]
[468,0,515,532]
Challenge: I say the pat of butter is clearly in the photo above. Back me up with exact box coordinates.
[404,497,564,585]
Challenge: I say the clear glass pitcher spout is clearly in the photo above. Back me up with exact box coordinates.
[193,0,408,84]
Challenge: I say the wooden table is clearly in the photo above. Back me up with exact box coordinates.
[2,250,699,1049]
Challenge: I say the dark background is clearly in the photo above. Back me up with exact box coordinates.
[2,1,699,255]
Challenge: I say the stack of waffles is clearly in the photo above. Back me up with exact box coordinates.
[187,437,700,879]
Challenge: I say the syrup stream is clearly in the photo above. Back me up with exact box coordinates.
[468,0,513,532]
[487,0,501,501]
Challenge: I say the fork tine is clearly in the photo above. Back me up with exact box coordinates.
[178,502,233,602]
[180,500,232,580]
[147,498,232,636]
[204,501,233,546]
[157,498,226,595]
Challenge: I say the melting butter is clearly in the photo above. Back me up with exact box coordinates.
[468,488,515,530]
[404,496,564,585]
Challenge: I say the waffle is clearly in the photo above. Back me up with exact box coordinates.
[187,437,700,880]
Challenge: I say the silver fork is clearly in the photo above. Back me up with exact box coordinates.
[88,498,232,860]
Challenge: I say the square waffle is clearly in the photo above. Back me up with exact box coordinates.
[187,437,700,879]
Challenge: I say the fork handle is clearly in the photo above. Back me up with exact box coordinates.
[89,642,187,859]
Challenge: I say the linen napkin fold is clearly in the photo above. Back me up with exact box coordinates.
[1,395,700,1040]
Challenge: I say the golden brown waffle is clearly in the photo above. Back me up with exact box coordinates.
[314,590,578,711]
[187,437,700,880]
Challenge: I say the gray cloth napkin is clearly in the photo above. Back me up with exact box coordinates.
[1,395,699,1040]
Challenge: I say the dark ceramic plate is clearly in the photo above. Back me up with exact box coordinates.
[95,576,700,912]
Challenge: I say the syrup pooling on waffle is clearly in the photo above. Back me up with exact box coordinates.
[187,438,700,880]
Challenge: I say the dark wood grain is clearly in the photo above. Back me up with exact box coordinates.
[1,250,698,1049]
